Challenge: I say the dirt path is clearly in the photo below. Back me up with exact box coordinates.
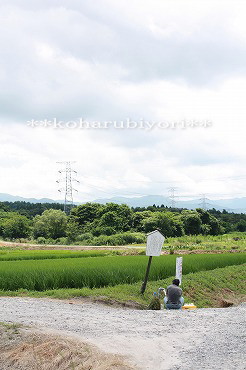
[0,323,133,370]
[0,240,126,250]
[0,240,242,255]
[0,297,245,369]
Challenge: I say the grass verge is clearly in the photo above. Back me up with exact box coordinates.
[165,232,246,251]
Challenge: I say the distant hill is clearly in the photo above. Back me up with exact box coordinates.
[93,195,246,213]
[0,193,246,213]
[0,193,63,204]
[94,195,171,208]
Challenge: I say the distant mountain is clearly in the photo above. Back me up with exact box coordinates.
[93,195,246,213]
[0,192,246,213]
[0,193,63,204]
[93,195,171,208]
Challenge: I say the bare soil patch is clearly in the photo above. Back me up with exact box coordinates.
[0,241,124,251]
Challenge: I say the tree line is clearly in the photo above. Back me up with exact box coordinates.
[0,201,245,244]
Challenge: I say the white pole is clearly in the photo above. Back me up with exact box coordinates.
[176,257,183,285]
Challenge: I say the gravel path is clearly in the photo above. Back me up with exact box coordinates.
[0,297,245,369]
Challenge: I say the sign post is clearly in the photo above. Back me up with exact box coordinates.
[140,230,165,294]
[176,257,183,285]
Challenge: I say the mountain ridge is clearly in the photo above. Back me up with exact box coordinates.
[0,193,63,204]
[93,195,246,213]
[0,193,245,213]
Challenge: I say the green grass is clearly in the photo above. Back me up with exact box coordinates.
[0,249,127,261]
[0,253,245,291]
[0,322,22,331]
[1,232,245,252]
[165,232,246,251]
[0,264,245,308]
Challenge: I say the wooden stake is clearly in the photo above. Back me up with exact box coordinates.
[140,256,153,294]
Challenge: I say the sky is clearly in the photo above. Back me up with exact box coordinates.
[0,0,246,203]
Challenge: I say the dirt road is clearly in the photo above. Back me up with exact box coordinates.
[0,297,245,369]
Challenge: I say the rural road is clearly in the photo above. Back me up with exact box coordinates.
[0,297,245,370]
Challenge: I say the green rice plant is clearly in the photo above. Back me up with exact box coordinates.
[0,249,118,261]
[0,264,245,309]
[0,253,245,291]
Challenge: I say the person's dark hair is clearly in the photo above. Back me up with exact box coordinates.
[172,279,180,286]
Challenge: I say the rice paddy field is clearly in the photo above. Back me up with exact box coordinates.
[0,249,121,261]
[0,251,245,291]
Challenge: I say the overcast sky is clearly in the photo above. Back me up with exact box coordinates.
[0,0,246,203]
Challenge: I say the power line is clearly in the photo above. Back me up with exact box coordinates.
[86,174,246,185]
[73,174,246,209]
[56,161,79,214]
[79,180,246,202]
[79,177,149,197]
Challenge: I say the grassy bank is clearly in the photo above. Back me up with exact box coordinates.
[0,264,245,308]
[165,232,246,251]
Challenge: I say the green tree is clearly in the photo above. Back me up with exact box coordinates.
[99,211,122,230]
[99,203,133,231]
[1,214,31,239]
[236,219,246,232]
[197,208,222,235]
[181,211,202,235]
[200,224,211,235]
[196,208,211,224]
[132,211,153,231]
[143,212,184,237]
[33,209,67,239]
[71,203,102,226]
[92,226,116,236]
[66,220,81,242]
[209,215,223,235]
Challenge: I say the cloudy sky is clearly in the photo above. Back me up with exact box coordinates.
[0,0,246,203]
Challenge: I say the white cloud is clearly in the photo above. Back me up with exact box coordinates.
[0,0,246,203]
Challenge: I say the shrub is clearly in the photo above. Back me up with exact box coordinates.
[1,215,31,239]
[55,237,68,245]
[76,233,93,242]
[36,237,47,244]
[33,209,67,239]
[92,226,116,236]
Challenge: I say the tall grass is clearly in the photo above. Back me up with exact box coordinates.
[0,253,245,291]
[0,249,120,261]
[165,232,246,250]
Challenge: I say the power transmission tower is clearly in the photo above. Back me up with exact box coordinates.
[56,161,79,214]
[168,187,178,208]
[199,194,210,210]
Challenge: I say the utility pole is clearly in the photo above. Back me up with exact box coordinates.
[168,187,178,208]
[56,161,79,214]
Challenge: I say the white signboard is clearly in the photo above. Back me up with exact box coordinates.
[146,230,165,256]
[176,257,183,285]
